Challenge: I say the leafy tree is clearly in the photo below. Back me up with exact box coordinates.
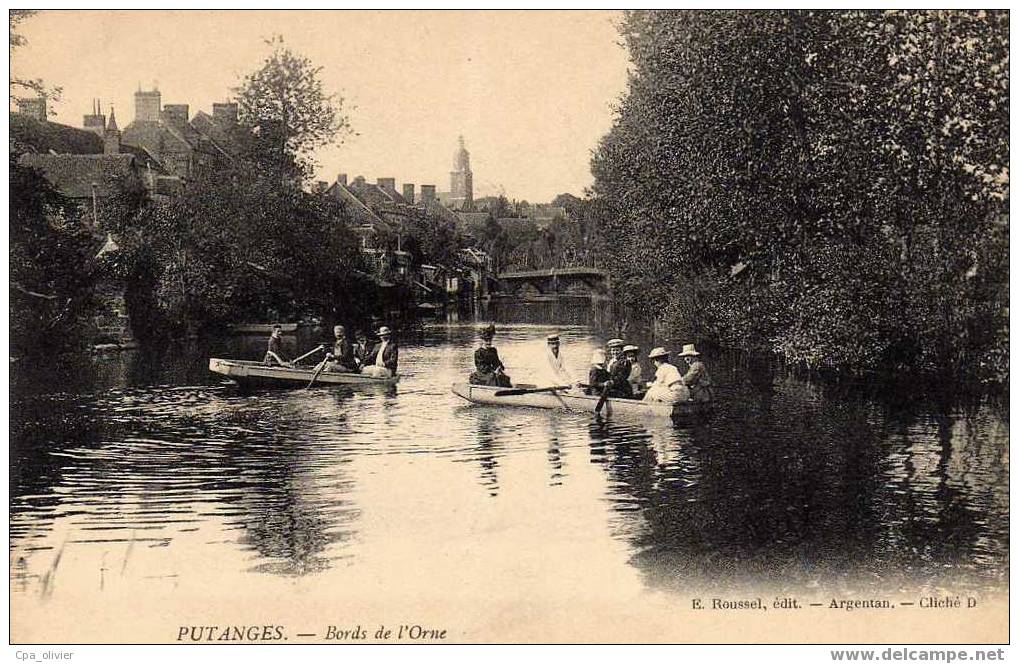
[111,160,371,335]
[591,10,1008,380]
[234,35,353,177]
[10,158,97,356]
[9,10,62,106]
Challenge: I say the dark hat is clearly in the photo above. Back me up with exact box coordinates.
[479,324,496,340]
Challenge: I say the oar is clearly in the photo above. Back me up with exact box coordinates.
[595,383,611,415]
[292,345,326,366]
[494,385,571,397]
[306,359,328,389]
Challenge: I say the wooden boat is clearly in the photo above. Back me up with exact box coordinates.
[209,358,399,389]
[451,383,711,419]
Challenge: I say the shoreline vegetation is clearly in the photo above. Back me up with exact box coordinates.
[9,11,1009,390]
[590,10,1008,386]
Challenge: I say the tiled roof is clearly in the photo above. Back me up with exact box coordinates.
[10,113,103,155]
[18,153,140,199]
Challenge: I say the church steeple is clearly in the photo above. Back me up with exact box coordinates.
[103,105,121,155]
[450,135,473,209]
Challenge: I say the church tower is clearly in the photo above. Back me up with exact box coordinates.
[450,135,473,209]
[103,106,121,154]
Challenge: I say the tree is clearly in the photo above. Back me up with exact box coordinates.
[590,10,1008,380]
[234,35,352,177]
[9,11,62,109]
[110,159,372,336]
[10,157,97,356]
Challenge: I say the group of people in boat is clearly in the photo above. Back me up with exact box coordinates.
[467,325,713,403]
[263,323,399,378]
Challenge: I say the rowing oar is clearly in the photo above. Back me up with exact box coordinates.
[306,358,328,389]
[292,344,326,366]
[594,382,611,415]
[494,385,572,397]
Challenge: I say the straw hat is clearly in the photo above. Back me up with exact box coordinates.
[648,347,670,360]
[606,338,624,348]
[333,325,346,334]
[623,344,639,354]
[677,343,701,357]
[377,326,392,337]
[546,333,560,342]
[590,349,606,365]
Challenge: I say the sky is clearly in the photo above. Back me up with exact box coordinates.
[12,10,632,202]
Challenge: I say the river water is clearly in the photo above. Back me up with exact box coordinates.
[9,303,1010,642]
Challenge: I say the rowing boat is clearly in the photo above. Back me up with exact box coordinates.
[209,358,399,389]
[451,382,711,419]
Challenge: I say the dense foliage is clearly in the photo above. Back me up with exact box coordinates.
[10,159,99,356]
[234,36,353,179]
[591,10,1008,382]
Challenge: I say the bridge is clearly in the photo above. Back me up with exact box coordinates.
[493,266,609,299]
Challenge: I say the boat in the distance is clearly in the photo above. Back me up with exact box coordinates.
[209,358,399,389]
[451,382,711,419]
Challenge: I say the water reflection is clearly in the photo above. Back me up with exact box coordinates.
[582,379,1007,596]
[9,320,1009,611]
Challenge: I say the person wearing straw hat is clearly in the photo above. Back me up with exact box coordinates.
[584,349,610,395]
[642,347,690,403]
[469,324,512,387]
[361,326,399,378]
[623,344,644,396]
[678,343,714,402]
[602,338,633,398]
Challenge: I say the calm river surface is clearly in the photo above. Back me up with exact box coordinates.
[9,304,1009,641]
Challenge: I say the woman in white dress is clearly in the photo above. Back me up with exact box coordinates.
[642,347,691,403]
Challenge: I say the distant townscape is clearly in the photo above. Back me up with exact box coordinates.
[11,84,600,351]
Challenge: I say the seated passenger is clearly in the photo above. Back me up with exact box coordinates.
[263,325,289,366]
[585,349,610,395]
[361,326,398,378]
[678,343,714,402]
[603,338,633,398]
[623,344,644,397]
[469,324,512,387]
[643,347,691,403]
[323,325,358,373]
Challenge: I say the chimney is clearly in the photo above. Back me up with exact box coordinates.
[337,173,348,186]
[134,89,161,123]
[377,177,396,193]
[420,184,437,204]
[161,104,189,126]
[17,96,48,123]
[212,102,238,128]
[313,180,328,194]
[82,98,106,136]
[402,183,415,204]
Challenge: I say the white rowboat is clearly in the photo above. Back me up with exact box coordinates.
[451,382,711,419]
[209,358,399,389]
